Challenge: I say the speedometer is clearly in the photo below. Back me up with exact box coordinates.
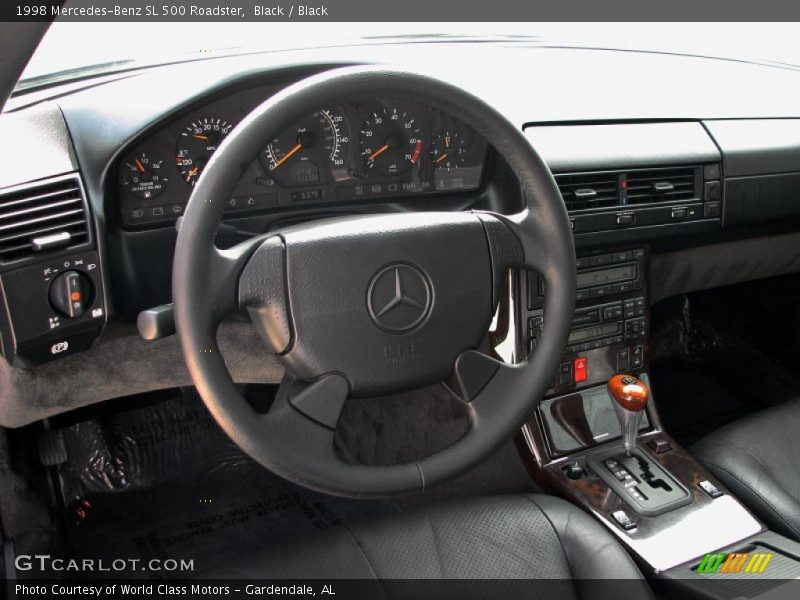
[263,109,349,187]
[359,107,422,175]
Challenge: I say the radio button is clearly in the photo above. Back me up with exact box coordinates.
[591,285,612,298]
[614,282,634,293]
[573,310,599,326]
[603,303,623,321]
[589,254,612,267]
[612,250,633,263]
[576,288,591,301]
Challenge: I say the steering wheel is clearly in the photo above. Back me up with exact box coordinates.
[173,67,576,498]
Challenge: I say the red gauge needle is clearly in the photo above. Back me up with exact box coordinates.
[193,134,209,141]
[134,158,146,173]
[270,142,303,170]
[186,166,199,181]
[436,153,449,163]
[368,143,390,162]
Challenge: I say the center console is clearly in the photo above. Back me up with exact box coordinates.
[515,246,800,592]
[523,247,648,395]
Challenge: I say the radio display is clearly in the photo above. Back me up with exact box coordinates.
[568,322,622,344]
[577,264,636,289]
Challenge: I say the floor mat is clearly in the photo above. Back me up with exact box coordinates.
[55,389,399,577]
[66,464,397,577]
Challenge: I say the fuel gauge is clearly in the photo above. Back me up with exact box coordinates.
[122,152,169,199]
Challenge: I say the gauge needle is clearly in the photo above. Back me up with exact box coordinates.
[368,143,390,162]
[193,134,209,141]
[134,158,146,173]
[270,142,303,170]
[186,166,199,181]
[436,153,449,164]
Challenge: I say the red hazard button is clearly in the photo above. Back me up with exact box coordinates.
[574,357,588,383]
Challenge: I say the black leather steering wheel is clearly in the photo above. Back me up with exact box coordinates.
[173,66,576,498]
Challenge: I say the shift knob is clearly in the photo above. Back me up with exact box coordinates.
[608,374,649,456]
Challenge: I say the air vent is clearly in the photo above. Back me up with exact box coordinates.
[555,172,621,211]
[625,167,697,205]
[555,166,701,213]
[0,175,90,263]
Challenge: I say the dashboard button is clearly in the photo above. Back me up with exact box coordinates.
[616,213,635,226]
[671,207,688,220]
[574,357,588,383]
[704,201,721,218]
[704,164,721,180]
[611,510,637,531]
[705,180,721,201]
[591,284,612,298]
[589,254,612,267]
[611,250,633,263]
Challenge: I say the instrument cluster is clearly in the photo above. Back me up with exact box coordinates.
[118,88,490,227]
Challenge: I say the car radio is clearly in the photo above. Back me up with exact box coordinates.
[523,247,649,394]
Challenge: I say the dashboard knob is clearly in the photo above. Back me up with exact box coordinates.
[49,271,92,318]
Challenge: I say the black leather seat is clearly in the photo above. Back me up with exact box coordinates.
[693,399,800,540]
[203,494,651,598]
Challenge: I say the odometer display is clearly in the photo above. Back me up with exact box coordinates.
[359,107,422,175]
[264,109,348,187]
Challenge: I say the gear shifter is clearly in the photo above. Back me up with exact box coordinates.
[608,374,649,457]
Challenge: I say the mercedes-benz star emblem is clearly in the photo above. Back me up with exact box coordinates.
[367,264,432,333]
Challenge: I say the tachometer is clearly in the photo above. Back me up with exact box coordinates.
[121,152,169,199]
[263,109,348,187]
[359,107,422,175]
[175,118,233,186]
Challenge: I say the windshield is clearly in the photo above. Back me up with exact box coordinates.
[18,22,800,91]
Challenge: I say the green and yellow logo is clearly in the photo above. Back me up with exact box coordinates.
[696,551,773,575]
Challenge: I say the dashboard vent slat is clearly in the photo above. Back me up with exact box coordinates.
[554,172,621,211]
[555,166,699,212]
[624,167,698,206]
[0,176,90,263]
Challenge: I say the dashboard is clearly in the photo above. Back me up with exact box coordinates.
[3,41,800,428]
[118,87,489,228]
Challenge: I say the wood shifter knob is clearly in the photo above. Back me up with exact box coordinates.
[608,374,649,412]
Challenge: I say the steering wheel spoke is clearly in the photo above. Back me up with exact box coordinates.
[207,235,270,323]
[279,373,349,429]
